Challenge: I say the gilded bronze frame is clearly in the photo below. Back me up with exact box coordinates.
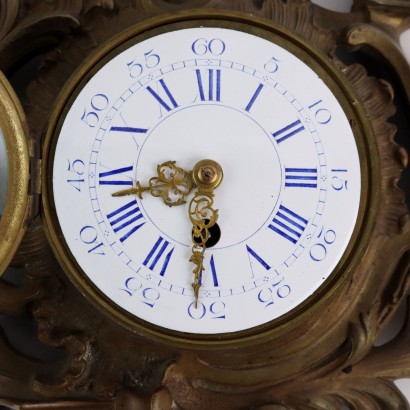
[0,71,29,276]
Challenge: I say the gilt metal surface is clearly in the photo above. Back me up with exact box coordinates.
[189,160,222,306]
[111,158,222,306]
[112,160,195,207]
[0,71,29,277]
[0,1,409,409]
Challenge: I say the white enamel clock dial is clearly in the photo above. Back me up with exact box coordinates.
[51,25,361,334]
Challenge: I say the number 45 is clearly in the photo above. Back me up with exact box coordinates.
[67,159,85,192]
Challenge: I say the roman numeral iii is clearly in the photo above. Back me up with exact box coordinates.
[285,168,318,188]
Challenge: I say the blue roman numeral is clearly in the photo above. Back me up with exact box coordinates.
[245,83,264,112]
[268,205,308,244]
[143,236,174,276]
[246,245,271,270]
[210,255,218,287]
[285,168,318,188]
[110,126,148,134]
[272,119,305,144]
[195,69,221,102]
[146,79,178,112]
[107,199,145,243]
[99,165,133,186]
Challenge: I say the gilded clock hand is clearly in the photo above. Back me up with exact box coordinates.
[111,180,154,199]
[112,159,222,307]
[112,160,195,207]
[189,160,223,308]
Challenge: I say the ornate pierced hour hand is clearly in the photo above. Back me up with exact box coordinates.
[189,160,223,307]
[112,159,223,307]
[112,160,195,207]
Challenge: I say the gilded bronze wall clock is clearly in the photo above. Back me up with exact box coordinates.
[0,0,410,408]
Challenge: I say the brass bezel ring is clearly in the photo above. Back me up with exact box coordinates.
[0,71,29,276]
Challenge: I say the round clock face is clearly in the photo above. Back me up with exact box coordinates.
[47,22,363,335]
